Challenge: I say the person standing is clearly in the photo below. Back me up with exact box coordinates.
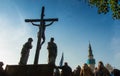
[19,38,33,65]
[54,67,60,76]
[80,63,93,76]
[94,61,110,76]
[76,65,81,76]
[59,62,72,76]
[0,62,5,76]
[47,37,57,65]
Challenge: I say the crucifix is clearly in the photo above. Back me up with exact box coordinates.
[25,6,58,65]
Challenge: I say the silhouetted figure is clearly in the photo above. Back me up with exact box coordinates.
[111,69,120,76]
[94,61,110,76]
[31,21,54,46]
[59,62,72,76]
[73,69,76,76]
[94,67,98,74]
[19,38,33,65]
[54,67,60,76]
[76,65,81,76]
[0,62,5,76]
[47,37,57,65]
[80,63,93,76]
[73,65,81,76]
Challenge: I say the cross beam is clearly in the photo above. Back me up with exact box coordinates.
[25,18,58,22]
[25,6,58,65]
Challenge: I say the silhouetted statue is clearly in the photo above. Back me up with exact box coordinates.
[19,38,33,65]
[47,37,57,65]
[31,21,54,46]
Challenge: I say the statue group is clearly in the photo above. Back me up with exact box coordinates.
[3,6,58,76]
[19,6,58,65]
[19,37,57,65]
[24,6,58,65]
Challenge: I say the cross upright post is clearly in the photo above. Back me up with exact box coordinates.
[25,6,58,65]
[34,6,44,65]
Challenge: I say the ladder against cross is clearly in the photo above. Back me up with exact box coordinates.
[25,6,58,65]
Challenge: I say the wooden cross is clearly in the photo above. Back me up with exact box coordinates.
[25,6,58,65]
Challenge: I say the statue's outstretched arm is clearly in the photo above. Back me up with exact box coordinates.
[46,21,54,26]
[31,22,39,26]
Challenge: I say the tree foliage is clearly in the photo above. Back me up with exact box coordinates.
[88,0,120,19]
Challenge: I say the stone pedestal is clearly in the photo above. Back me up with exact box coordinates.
[5,64,54,76]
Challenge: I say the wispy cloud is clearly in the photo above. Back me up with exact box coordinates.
[111,21,120,69]
[0,7,32,66]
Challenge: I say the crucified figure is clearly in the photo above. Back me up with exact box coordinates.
[31,21,54,46]
[25,6,58,64]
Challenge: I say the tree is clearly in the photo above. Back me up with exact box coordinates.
[85,0,120,19]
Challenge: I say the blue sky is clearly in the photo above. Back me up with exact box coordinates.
[0,0,120,69]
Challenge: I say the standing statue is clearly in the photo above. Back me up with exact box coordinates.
[47,37,57,65]
[19,38,33,65]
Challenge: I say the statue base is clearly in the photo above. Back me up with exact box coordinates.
[5,64,54,76]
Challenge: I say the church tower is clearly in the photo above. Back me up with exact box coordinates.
[87,42,95,71]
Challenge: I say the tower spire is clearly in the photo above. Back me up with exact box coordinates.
[87,42,95,72]
[88,42,93,57]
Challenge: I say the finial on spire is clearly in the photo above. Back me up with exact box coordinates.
[89,41,91,50]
